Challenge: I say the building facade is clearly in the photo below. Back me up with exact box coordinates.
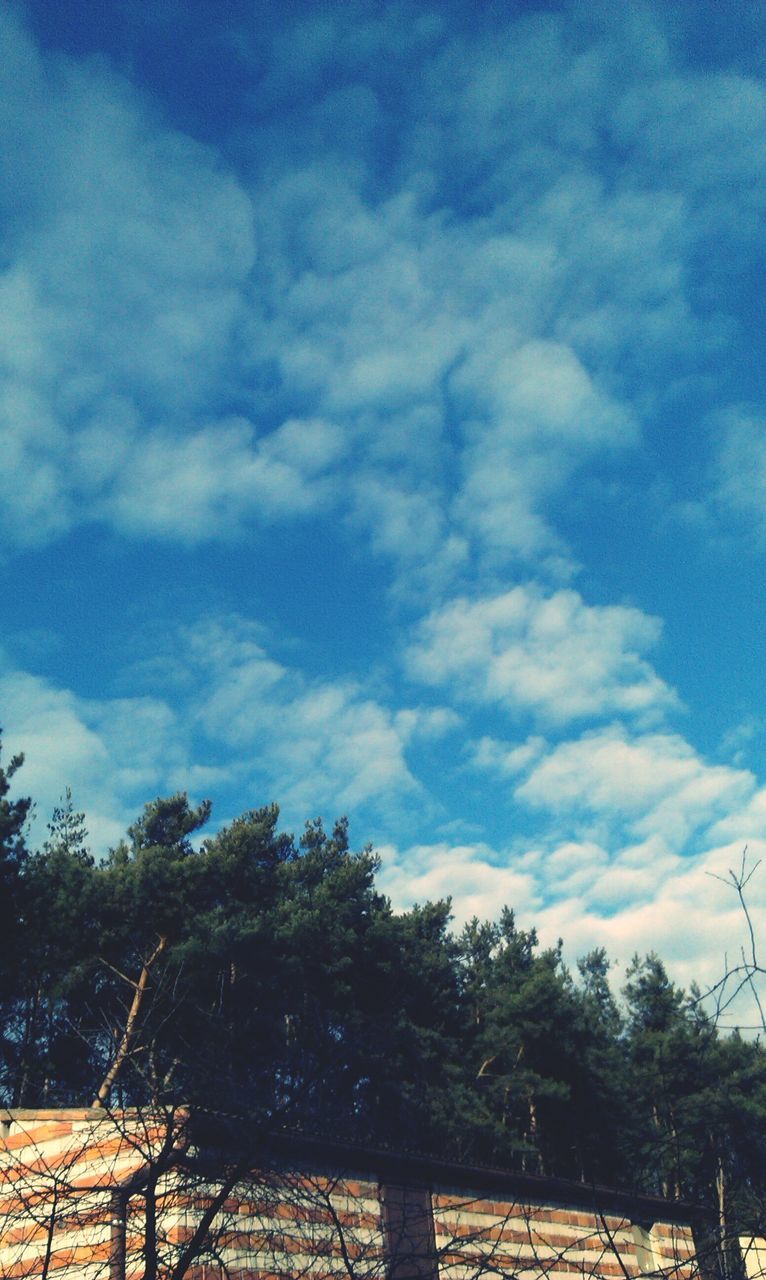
[0,1108,709,1280]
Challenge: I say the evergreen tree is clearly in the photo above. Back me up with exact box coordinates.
[574,948,631,1186]
[457,910,600,1177]
[12,790,97,1104]
[0,737,31,1100]
[3,738,766,1275]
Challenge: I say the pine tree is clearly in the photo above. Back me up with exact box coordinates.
[0,737,31,1101]
[13,790,96,1104]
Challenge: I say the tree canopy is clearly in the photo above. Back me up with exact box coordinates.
[3,741,766,1252]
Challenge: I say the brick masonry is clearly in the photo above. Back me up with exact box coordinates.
[0,1110,708,1280]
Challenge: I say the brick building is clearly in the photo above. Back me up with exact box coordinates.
[0,1108,710,1280]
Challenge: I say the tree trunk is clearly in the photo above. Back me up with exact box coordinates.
[93,936,167,1107]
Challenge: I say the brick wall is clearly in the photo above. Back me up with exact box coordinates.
[0,1111,701,1280]
[432,1190,698,1280]
[740,1237,766,1280]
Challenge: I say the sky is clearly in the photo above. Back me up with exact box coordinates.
[3,0,766,1007]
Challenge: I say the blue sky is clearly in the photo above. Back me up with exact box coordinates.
[4,0,766,995]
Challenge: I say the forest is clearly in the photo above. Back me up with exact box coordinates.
[1,737,765,1248]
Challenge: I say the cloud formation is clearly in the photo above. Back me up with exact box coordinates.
[2,0,755,581]
[0,622,457,848]
[4,0,766,1003]
[714,408,766,542]
[407,587,676,725]
[516,724,754,845]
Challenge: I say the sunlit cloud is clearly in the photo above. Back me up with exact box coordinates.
[517,725,754,846]
[407,587,677,725]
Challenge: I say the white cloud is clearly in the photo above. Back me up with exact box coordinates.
[713,408,766,542]
[517,724,754,845]
[0,2,753,588]
[449,335,638,571]
[0,666,187,852]
[377,839,541,925]
[4,632,766,1021]
[407,586,677,725]
[614,70,766,232]
[707,781,766,845]
[453,338,634,446]
[0,617,456,852]
[529,835,766,1017]
[184,619,426,821]
[0,11,257,546]
[467,734,547,778]
[248,161,654,578]
[378,829,766,1021]
[105,416,346,542]
[348,470,469,592]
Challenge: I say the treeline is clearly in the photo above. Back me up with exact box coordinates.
[1,741,766,1238]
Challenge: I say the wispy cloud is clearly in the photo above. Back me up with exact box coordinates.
[0,665,186,852]
[186,618,424,820]
[713,408,766,542]
[0,0,746,583]
[105,417,346,542]
[0,621,456,848]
